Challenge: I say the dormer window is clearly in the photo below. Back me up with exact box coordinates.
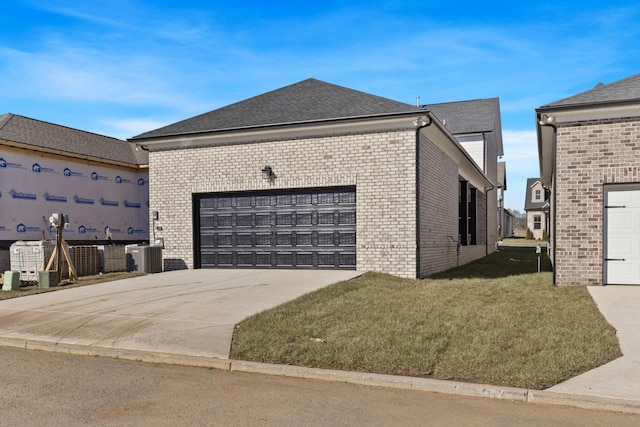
[535,189,541,200]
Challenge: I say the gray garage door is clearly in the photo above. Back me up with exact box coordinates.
[195,187,356,269]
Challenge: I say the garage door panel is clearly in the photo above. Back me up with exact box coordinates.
[608,190,633,206]
[197,187,356,269]
[607,237,632,258]
[605,185,640,284]
[608,211,633,230]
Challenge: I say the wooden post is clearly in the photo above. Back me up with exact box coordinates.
[56,225,62,284]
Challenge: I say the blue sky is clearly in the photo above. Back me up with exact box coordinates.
[2,1,640,211]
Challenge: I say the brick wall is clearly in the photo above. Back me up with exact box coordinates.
[418,135,490,276]
[149,130,419,277]
[418,135,459,276]
[554,116,640,285]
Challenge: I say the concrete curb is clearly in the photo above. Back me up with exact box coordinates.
[230,360,528,401]
[0,337,232,371]
[2,336,640,415]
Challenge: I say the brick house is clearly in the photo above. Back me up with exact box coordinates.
[524,178,548,240]
[537,73,640,285]
[131,79,502,278]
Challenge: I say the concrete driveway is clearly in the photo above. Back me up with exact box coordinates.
[0,269,362,359]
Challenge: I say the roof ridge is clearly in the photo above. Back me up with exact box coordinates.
[131,78,424,140]
[542,73,640,108]
[8,113,127,142]
[0,113,15,131]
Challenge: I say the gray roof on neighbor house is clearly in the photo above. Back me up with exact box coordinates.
[541,73,640,109]
[497,162,506,189]
[524,178,547,211]
[0,113,147,166]
[427,97,504,157]
[131,78,426,140]
[427,98,502,135]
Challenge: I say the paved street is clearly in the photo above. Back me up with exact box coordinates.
[2,347,638,426]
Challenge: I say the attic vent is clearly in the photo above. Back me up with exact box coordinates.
[594,82,605,88]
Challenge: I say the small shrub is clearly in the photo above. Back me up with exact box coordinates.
[525,228,533,240]
[542,229,548,241]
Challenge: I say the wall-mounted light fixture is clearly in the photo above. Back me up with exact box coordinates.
[261,165,276,182]
[538,114,556,126]
[413,115,433,128]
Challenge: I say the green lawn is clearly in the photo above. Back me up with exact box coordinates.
[230,249,621,389]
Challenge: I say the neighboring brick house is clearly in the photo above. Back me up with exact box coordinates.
[131,79,502,278]
[524,178,548,240]
[537,73,640,285]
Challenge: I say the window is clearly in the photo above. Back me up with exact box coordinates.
[458,181,477,245]
[534,214,541,230]
[535,189,541,200]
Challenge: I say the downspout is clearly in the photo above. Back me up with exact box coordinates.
[414,114,433,279]
[552,134,557,285]
[538,113,557,285]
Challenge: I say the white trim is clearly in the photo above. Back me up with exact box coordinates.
[138,116,419,151]
[553,103,640,124]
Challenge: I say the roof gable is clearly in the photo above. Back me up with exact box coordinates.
[0,113,147,166]
[524,178,547,210]
[426,98,503,156]
[542,73,640,108]
[131,78,424,140]
[426,98,501,134]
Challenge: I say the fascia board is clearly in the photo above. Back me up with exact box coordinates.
[135,115,421,151]
[543,103,640,123]
[0,138,145,170]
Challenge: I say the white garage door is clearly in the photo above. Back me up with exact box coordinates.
[605,185,640,285]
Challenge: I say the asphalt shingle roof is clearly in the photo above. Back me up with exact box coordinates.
[426,98,501,135]
[542,73,640,108]
[0,113,147,166]
[131,78,426,140]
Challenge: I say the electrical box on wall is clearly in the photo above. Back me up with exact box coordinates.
[152,211,159,220]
